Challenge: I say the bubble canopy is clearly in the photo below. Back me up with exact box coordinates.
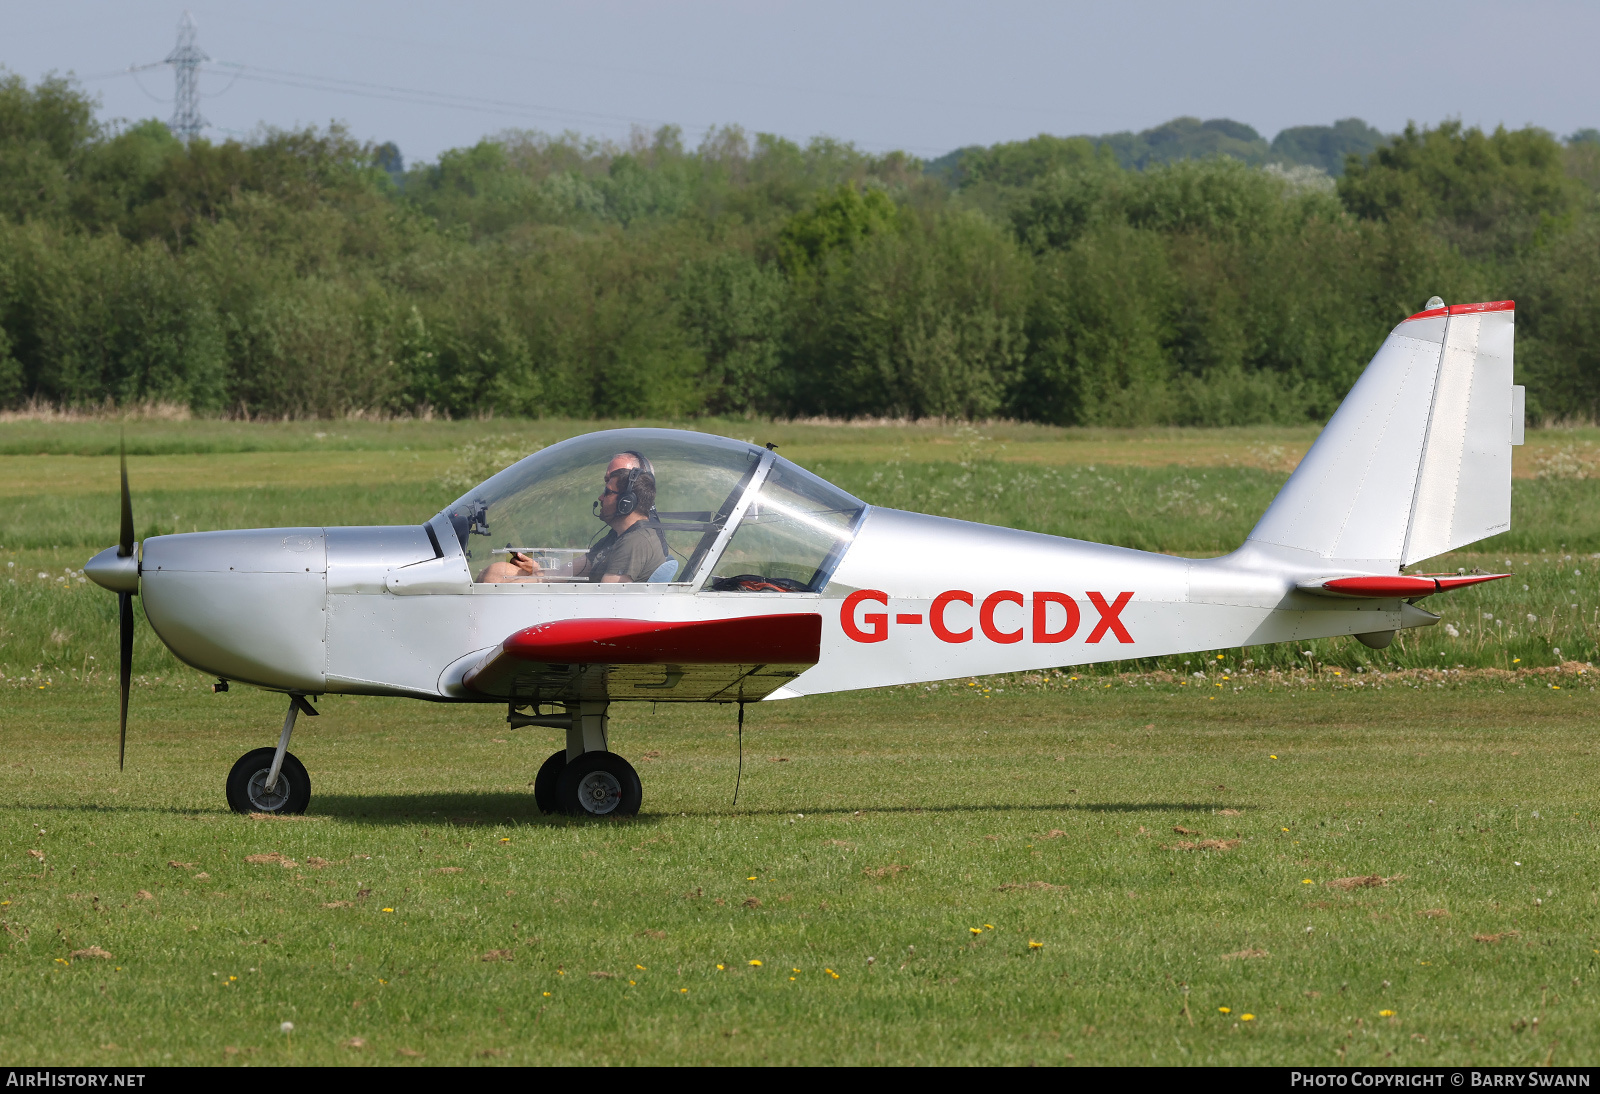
[438,428,866,590]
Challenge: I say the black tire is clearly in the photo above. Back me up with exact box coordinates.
[556,752,641,817]
[225,747,311,815]
[533,749,567,814]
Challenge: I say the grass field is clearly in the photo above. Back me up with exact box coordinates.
[3,418,1600,1065]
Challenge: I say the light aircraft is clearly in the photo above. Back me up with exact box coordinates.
[86,298,1521,818]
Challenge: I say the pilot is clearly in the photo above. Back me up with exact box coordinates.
[578,451,669,583]
[475,451,667,583]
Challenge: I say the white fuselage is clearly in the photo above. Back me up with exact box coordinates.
[137,506,1426,702]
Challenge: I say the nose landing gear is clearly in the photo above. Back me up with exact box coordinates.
[225,694,317,815]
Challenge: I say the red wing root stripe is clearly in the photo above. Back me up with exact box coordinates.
[500,614,822,665]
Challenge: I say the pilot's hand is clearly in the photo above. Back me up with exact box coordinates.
[511,552,540,577]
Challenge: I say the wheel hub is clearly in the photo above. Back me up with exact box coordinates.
[246,769,292,812]
[575,769,622,815]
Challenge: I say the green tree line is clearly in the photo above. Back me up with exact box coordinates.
[2,70,1598,423]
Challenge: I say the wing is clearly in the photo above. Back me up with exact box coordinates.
[461,613,822,703]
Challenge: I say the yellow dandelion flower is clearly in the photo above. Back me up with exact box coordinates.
[0,901,9,906]
[499,838,510,843]
[1270,755,1279,759]
[1218,1007,1231,1014]
[792,968,800,973]
[1028,940,1043,950]
[1281,827,1289,832]
[746,876,757,881]
[679,988,687,993]
[382,907,394,913]
[748,960,762,967]
[1379,1009,1395,1018]
[983,923,994,929]
[558,969,565,975]
[970,927,983,934]
[789,977,796,981]
[827,969,839,979]
[716,964,725,971]
[1514,658,1521,663]
[542,991,551,997]
[635,965,646,971]
[629,980,636,986]
[1302,878,1313,884]
[378,979,388,985]
[1241,1014,1255,1022]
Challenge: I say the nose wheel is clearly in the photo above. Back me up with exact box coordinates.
[226,747,311,814]
[225,693,317,815]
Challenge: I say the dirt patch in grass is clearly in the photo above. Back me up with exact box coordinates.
[1418,908,1450,919]
[70,946,112,959]
[1220,948,1268,960]
[1474,930,1521,943]
[243,852,296,867]
[480,949,514,962]
[997,881,1067,891]
[1325,874,1404,891]
[1166,839,1239,851]
[863,864,910,879]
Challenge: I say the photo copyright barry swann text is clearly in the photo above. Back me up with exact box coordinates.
[1292,1074,1591,1089]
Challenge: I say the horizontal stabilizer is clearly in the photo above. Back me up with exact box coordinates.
[1297,573,1509,598]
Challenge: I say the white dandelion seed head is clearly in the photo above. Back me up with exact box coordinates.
[1527,614,1538,623]
[1483,612,1494,620]
[280,1021,294,1034]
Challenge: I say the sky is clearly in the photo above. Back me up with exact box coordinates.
[5,1,1598,166]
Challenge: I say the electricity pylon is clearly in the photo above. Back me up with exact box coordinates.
[166,11,208,143]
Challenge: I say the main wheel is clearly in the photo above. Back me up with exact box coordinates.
[533,749,567,814]
[556,752,641,817]
[225,747,311,815]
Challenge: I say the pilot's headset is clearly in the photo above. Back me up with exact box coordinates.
[597,451,657,520]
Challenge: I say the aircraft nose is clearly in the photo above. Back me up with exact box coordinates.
[85,545,139,593]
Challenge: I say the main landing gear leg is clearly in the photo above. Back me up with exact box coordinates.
[225,694,316,815]
[530,700,641,818]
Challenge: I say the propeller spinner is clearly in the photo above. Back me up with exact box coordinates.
[84,442,140,769]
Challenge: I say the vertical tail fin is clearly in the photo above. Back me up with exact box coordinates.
[1247,301,1522,572]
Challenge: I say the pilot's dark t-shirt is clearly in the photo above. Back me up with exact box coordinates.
[586,520,668,582]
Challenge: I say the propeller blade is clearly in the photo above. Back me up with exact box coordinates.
[117,434,135,769]
[118,439,134,558]
[119,590,133,770]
